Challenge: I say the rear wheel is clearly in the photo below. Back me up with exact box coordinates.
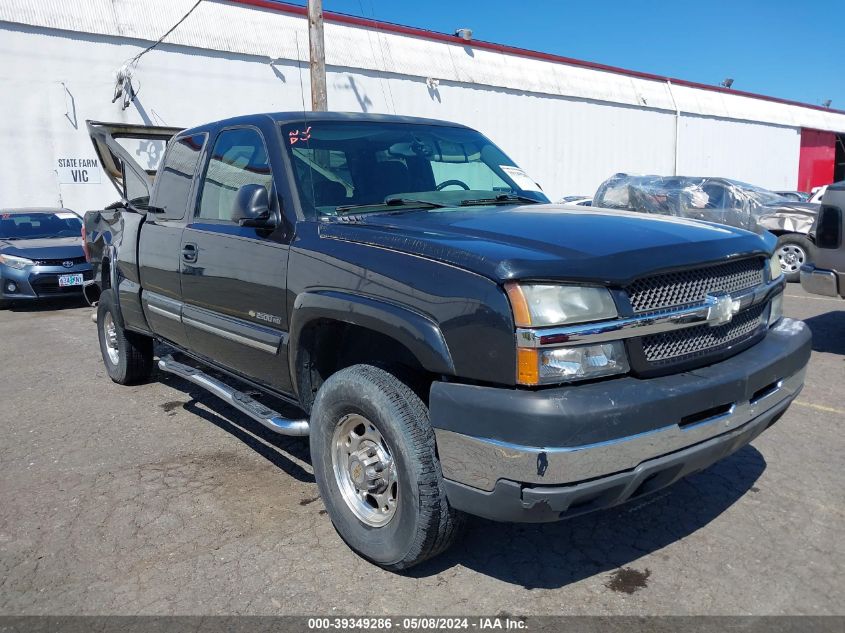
[775,234,814,282]
[310,364,464,570]
[97,289,154,384]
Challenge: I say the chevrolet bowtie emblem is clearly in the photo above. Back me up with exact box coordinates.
[706,292,741,326]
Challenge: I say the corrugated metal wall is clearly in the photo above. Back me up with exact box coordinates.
[676,116,801,185]
[0,0,840,211]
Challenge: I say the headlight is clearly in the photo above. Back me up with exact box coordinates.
[505,283,617,327]
[518,341,629,385]
[768,254,783,281]
[768,292,783,326]
[0,254,35,270]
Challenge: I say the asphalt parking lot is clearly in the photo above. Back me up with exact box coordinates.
[0,286,842,616]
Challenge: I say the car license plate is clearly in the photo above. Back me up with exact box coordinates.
[58,273,84,287]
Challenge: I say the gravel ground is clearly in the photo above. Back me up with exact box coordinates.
[0,286,842,616]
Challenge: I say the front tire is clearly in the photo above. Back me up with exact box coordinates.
[310,364,464,570]
[775,234,814,282]
[97,289,154,384]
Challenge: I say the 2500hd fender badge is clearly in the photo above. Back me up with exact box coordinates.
[248,310,282,325]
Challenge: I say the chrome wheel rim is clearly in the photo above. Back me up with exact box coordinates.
[331,413,398,527]
[776,244,806,274]
[103,313,119,365]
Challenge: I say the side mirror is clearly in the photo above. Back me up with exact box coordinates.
[232,184,275,228]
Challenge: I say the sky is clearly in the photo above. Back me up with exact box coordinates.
[287,0,845,109]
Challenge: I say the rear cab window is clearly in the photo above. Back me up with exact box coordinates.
[152,133,208,220]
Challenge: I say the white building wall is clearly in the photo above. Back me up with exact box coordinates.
[0,25,676,209]
[677,116,801,191]
[4,0,845,131]
[1,0,839,211]
[323,74,679,197]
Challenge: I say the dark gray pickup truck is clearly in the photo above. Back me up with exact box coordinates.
[801,182,845,299]
[84,112,811,570]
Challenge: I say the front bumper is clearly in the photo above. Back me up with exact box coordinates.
[800,264,841,299]
[0,263,92,301]
[431,318,811,522]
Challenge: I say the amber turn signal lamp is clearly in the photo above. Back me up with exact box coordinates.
[505,282,532,327]
[516,348,539,385]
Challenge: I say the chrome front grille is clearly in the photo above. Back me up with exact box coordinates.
[625,258,769,371]
[626,258,765,314]
[641,302,767,365]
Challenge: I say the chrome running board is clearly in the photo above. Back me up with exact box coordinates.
[157,355,309,437]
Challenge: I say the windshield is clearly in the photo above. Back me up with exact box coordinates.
[281,121,549,216]
[0,211,83,240]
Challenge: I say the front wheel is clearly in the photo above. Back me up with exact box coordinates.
[310,364,464,570]
[775,234,814,283]
[97,289,154,384]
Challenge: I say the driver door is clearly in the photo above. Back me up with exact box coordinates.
[179,125,292,392]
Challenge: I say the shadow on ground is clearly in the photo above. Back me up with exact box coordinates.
[802,311,845,355]
[157,368,314,484]
[6,297,87,312]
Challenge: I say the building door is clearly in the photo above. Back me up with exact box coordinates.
[798,129,836,192]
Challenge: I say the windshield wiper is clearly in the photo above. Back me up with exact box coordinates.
[460,193,543,206]
[335,197,448,215]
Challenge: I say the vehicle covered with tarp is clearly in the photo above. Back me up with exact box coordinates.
[593,173,820,281]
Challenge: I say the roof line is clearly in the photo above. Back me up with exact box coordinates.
[231,0,845,118]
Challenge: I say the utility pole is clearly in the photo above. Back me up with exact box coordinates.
[308,0,328,111]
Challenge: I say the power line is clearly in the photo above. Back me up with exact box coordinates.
[113,0,203,109]
[128,0,203,68]
[356,0,396,114]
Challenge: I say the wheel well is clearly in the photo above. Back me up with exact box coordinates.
[773,231,815,244]
[296,320,433,412]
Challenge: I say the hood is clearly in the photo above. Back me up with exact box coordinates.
[0,236,85,261]
[320,204,775,285]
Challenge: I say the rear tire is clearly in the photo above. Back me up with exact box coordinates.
[775,234,814,283]
[310,364,464,571]
[97,289,153,384]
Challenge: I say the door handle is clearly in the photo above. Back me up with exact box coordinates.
[182,243,198,263]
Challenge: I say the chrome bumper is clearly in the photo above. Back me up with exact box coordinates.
[800,264,840,298]
[435,366,805,492]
